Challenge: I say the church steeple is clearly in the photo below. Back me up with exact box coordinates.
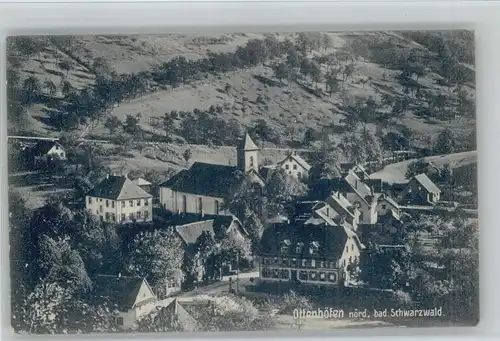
[237,133,259,173]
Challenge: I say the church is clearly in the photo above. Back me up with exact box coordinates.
[159,133,311,217]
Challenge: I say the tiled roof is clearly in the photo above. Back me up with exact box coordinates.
[87,175,153,200]
[175,220,215,245]
[344,171,377,205]
[239,133,259,151]
[166,214,248,239]
[414,173,441,194]
[260,222,354,261]
[93,275,156,311]
[279,153,312,171]
[159,162,244,198]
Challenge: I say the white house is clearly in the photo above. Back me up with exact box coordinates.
[86,174,153,223]
[93,275,157,329]
[278,152,312,180]
[341,171,379,225]
[30,140,67,165]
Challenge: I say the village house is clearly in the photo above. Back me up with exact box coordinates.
[277,151,311,180]
[28,140,67,167]
[338,170,380,225]
[155,298,200,332]
[259,219,364,289]
[377,193,401,217]
[86,174,153,223]
[173,214,249,288]
[398,173,441,205]
[159,133,310,217]
[93,274,157,330]
[340,162,370,180]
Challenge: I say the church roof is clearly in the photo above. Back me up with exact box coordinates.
[239,133,259,151]
[87,175,153,200]
[159,162,245,198]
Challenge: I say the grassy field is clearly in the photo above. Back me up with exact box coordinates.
[11,31,475,149]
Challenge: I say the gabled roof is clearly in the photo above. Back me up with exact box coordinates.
[340,162,369,177]
[413,173,441,194]
[31,140,63,155]
[260,222,358,261]
[175,220,215,245]
[379,194,400,209]
[134,177,152,186]
[159,162,244,198]
[239,133,259,151]
[87,175,153,200]
[93,275,156,311]
[326,192,356,219]
[344,171,376,205]
[279,153,312,171]
[162,299,199,332]
[166,213,248,238]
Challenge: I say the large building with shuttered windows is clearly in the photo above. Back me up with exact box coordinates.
[259,219,364,288]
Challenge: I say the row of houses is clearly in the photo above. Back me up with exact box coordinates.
[79,133,443,329]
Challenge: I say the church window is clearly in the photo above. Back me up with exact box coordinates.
[182,195,187,213]
[249,156,254,168]
[198,197,203,214]
[215,200,220,215]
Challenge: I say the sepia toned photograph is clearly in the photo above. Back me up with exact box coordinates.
[6,30,477,334]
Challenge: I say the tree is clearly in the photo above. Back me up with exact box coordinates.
[58,60,72,78]
[123,113,142,136]
[127,230,185,298]
[21,76,41,104]
[61,80,73,98]
[273,62,290,85]
[309,61,322,88]
[43,80,57,97]
[264,168,306,217]
[434,128,456,155]
[92,57,113,78]
[325,71,340,96]
[182,148,192,165]
[190,294,276,332]
[342,63,355,82]
[37,235,92,295]
[162,112,175,139]
[309,135,341,181]
[104,115,122,135]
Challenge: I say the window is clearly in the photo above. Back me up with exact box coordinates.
[263,258,271,265]
[137,199,141,206]
[144,211,149,220]
[359,212,364,222]
[121,214,125,221]
[298,172,302,179]
[129,213,134,220]
[215,200,220,215]
[280,245,288,253]
[299,271,308,280]
[320,261,325,268]
[129,200,133,207]
[382,204,386,209]
[182,195,187,213]
[105,212,109,221]
[96,210,99,215]
[349,256,352,264]
[249,156,254,168]
[144,199,149,206]
[296,242,304,254]
[111,201,115,208]
[328,272,337,283]
[351,244,354,251]
[88,197,92,204]
[280,258,289,266]
[289,171,292,175]
[99,198,102,202]
[55,145,59,150]
[111,213,116,222]
[117,317,124,326]
[106,200,109,208]
[122,201,126,208]
[319,272,326,281]
[99,205,103,213]
[273,257,279,265]
[301,259,307,267]
[137,212,142,220]
[309,272,317,280]
[292,258,297,267]
[262,268,272,278]
[285,164,289,170]
[293,164,297,170]
[198,197,203,214]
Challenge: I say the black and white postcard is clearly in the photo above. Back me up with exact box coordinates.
[6,31,478,333]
